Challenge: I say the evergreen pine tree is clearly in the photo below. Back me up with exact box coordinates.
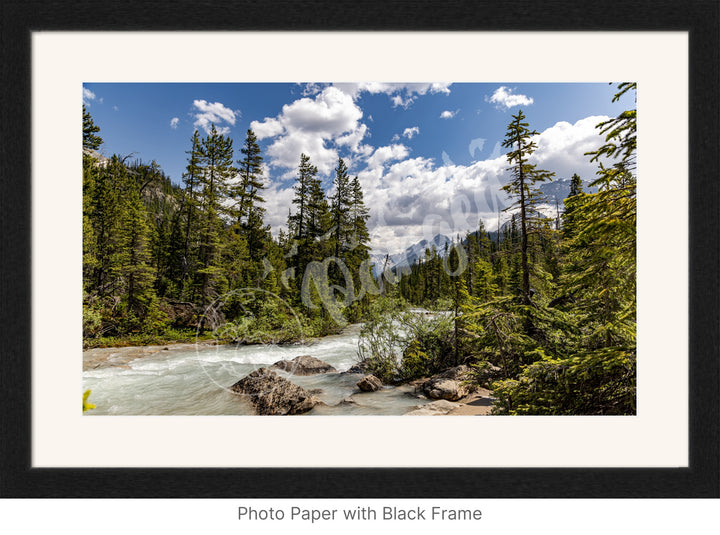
[288,153,316,270]
[179,130,203,298]
[329,158,353,260]
[235,129,267,259]
[195,124,236,306]
[347,174,373,311]
[569,173,583,197]
[83,105,103,151]
[307,172,331,260]
[501,110,555,305]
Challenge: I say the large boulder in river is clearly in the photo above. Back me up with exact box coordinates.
[229,368,321,415]
[271,355,337,376]
[422,365,473,401]
[356,374,383,392]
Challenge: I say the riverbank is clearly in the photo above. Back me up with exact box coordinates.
[83,330,214,350]
[446,388,495,415]
[83,319,349,350]
[83,341,219,371]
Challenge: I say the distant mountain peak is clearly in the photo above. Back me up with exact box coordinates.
[371,233,452,277]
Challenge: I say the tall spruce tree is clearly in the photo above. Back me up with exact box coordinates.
[561,173,585,241]
[83,104,103,151]
[179,130,203,298]
[288,153,326,279]
[116,169,160,331]
[236,129,266,240]
[329,157,353,260]
[307,171,331,259]
[346,175,373,316]
[562,83,637,349]
[196,124,236,305]
[235,129,268,287]
[288,153,315,242]
[501,110,555,305]
[569,173,584,197]
[348,175,371,271]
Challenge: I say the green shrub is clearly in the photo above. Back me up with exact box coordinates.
[491,348,636,415]
[357,297,454,383]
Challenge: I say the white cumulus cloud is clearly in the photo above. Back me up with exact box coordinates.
[334,82,452,109]
[366,144,410,170]
[262,110,612,257]
[391,94,415,109]
[334,82,452,99]
[83,87,96,105]
[359,115,610,253]
[440,109,458,119]
[192,100,237,134]
[170,117,179,129]
[250,86,368,176]
[487,86,534,109]
[403,126,420,139]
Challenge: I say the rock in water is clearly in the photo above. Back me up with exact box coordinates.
[422,365,473,401]
[271,355,337,376]
[345,361,369,374]
[356,374,383,392]
[229,368,320,415]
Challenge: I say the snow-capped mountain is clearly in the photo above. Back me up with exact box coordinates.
[538,177,597,205]
[370,234,452,277]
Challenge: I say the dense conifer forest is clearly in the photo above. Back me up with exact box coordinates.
[83,83,637,415]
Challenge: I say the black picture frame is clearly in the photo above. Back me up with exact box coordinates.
[1,0,718,498]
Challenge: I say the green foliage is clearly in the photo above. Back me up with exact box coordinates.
[195,125,237,306]
[82,299,103,338]
[587,82,636,175]
[83,328,216,349]
[82,105,103,150]
[501,109,555,305]
[463,295,579,379]
[81,84,637,417]
[460,84,637,415]
[357,297,455,383]
[215,310,307,345]
[329,158,353,259]
[491,348,636,415]
[400,340,432,379]
[84,120,374,346]
[235,129,268,269]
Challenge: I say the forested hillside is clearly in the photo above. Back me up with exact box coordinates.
[83,109,373,347]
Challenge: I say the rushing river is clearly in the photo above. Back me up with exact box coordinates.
[83,324,431,416]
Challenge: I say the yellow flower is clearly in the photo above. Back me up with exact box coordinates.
[83,389,96,412]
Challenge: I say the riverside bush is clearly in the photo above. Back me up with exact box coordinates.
[357,297,454,383]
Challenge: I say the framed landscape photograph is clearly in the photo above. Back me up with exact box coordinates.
[1,1,718,499]
[79,79,637,421]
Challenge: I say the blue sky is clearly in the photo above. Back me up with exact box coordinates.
[83,82,634,254]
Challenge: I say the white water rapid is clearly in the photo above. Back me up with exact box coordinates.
[83,325,431,415]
